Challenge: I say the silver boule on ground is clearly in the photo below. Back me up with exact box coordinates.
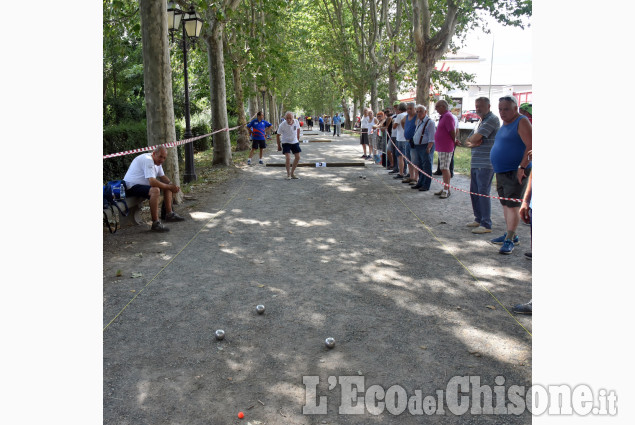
[215,329,225,340]
[325,337,335,348]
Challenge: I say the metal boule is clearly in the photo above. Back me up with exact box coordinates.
[215,329,225,340]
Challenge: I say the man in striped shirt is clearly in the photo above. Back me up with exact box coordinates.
[459,97,501,234]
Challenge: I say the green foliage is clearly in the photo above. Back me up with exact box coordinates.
[103,121,147,182]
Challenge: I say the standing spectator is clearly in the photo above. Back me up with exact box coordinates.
[246,111,273,165]
[373,111,387,164]
[410,105,436,191]
[276,111,302,180]
[459,97,501,234]
[359,108,371,159]
[433,100,456,198]
[513,152,532,314]
[324,115,331,133]
[433,114,457,177]
[402,102,418,184]
[489,96,532,254]
[319,115,324,132]
[519,103,532,123]
[392,102,408,179]
[387,101,399,173]
[332,113,342,136]
[366,110,378,161]
[306,116,313,130]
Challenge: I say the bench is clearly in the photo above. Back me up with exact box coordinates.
[104,196,145,229]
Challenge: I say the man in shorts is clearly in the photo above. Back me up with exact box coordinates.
[392,102,408,179]
[276,111,302,179]
[433,100,456,198]
[123,146,185,232]
[246,111,272,165]
[489,96,532,254]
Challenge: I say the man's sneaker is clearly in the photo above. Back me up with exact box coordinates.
[165,212,185,222]
[247,158,252,165]
[388,170,398,174]
[472,226,492,234]
[439,190,451,199]
[393,174,404,179]
[512,300,532,315]
[499,239,515,254]
[434,189,444,196]
[525,252,532,260]
[258,159,264,164]
[466,221,480,228]
[490,233,519,245]
[151,221,170,232]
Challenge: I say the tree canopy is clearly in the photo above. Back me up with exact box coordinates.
[104,0,531,162]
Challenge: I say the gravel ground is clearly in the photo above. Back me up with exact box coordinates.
[103,131,532,424]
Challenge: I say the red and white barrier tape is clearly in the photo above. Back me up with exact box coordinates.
[103,125,243,159]
[389,139,522,203]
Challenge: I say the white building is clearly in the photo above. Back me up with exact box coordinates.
[398,51,532,120]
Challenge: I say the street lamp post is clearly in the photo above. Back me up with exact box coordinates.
[167,2,204,183]
[260,86,266,122]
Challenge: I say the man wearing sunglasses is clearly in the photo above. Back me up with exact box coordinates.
[489,96,532,255]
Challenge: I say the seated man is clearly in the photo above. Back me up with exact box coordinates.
[123,146,185,232]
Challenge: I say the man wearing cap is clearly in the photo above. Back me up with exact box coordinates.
[459,97,500,234]
[489,96,532,254]
[519,103,532,123]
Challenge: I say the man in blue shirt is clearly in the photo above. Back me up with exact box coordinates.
[246,111,272,165]
[332,113,342,137]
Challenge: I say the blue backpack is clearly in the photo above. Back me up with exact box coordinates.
[103,180,129,233]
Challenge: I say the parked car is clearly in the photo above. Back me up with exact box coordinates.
[461,110,479,123]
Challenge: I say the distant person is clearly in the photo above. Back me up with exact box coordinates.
[433,114,457,177]
[359,108,371,159]
[306,116,313,130]
[489,96,532,255]
[276,111,302,180]
[433,100,456,198]
[319,115,324,132]
[459,97,501,234]
[333,113,342,136]
[373,111,386,164]
[246,111,272,165]
[366,110,378,161]
[123,146,185,232]
[325,115,331,133]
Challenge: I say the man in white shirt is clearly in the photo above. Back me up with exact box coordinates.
[123,146,185,232]
[276,111,302,179]
[392,102,408,179]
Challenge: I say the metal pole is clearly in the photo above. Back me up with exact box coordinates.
[488,37,494,100]
[182,25,196,183]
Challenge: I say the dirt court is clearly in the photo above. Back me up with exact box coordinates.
[103,131,532,424]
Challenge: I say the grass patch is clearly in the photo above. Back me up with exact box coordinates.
[177,138,252,194]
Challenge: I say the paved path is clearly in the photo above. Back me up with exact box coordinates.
[103,132,532,424]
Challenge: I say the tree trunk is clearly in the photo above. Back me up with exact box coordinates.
[203,27,232,166]
[415,48,436,105]
[231,67,250,151]
[341,97,350,129]
[388,70,398,105]
[139,0,182,203]
[268,92,275,128]
[370,78,378,112]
